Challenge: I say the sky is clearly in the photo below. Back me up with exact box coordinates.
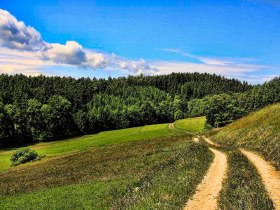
[0,0,280,83]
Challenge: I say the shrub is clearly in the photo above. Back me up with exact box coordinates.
[10,148,39,166]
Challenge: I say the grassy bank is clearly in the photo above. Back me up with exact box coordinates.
[219,151,274,210]
[212,103,280,169]
[0,135,213,210]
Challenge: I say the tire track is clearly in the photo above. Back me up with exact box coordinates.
[241,149,280,209]
[184,148,227,210]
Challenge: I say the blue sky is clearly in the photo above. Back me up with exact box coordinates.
[0,0,279,83]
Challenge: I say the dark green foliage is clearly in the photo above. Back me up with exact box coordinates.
[219,151,274,210]
[0,72,270,148]
[10,148,39,166]
[188,77,280,127]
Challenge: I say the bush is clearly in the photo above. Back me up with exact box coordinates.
[10,148,39,166]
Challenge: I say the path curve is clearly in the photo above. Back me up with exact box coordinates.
[241,149,280,209]
[203,136,220,147]
[184,148,227,210]
[169,123,175,129]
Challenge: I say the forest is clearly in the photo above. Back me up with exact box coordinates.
[0,72,279,148]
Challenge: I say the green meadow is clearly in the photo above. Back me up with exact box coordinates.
[0,117,205,172]
[174,116,206,132]
[0,117,210,210]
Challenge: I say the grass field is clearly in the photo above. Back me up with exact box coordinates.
[212,103,280,169]
[0,117,205,172]
[0,135,213,210]
[0,123,176,172]
[174,116,206,132]
[0,116,209,209]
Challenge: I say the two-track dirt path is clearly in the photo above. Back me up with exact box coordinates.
[184,145,227,210]
[169,123,228,209]
[169,123,175,129]
[180,130,280,210]
[241,149,280,209]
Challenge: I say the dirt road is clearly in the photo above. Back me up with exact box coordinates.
[241,149,280,209]
[169,123,175,129]
[203,136,220,147]
[184,148,227,210]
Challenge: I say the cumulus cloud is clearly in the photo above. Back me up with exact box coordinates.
[0,9,157,75]
[0,9,47,51]
[41,41,86,65]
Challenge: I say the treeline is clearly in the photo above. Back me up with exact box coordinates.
[0,86,184,147]
[188,77,280,127]
[0,73,252,107]
[0,72,255,148]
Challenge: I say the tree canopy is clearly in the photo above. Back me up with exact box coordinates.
[1,73,278,148]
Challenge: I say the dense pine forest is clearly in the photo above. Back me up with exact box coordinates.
[0,72,279,148]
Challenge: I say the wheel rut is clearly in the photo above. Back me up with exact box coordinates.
[241,149,280,209]
[184,146,227,210]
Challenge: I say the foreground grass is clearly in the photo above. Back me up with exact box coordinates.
[219,151,274,210]
[0,135,213,210]
[212,103,280,169]
[174,116,206,132]
[0,123,179,172]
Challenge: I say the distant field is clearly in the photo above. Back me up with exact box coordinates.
[174,116,206,132]
[0,117,204,172]
[0,135,213,209]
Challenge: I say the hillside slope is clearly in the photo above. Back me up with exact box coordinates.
[0,136,212,209]
[212,103,280,169]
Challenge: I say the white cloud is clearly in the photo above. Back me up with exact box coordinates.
[0,9,157,75]
[158,48,275,83]
[0,9,275,83]
[0,47,54,76]
[161,48,258,66]
[41,41,86,65]
[0,9,47,51]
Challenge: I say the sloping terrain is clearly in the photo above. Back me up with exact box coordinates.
[174,117,206,133]
[0,117,210,209]
[212,103,280,169]
[0,117,205,172]
[0,123,177,172]
[0,136,213,210]
[211,103,280,209]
